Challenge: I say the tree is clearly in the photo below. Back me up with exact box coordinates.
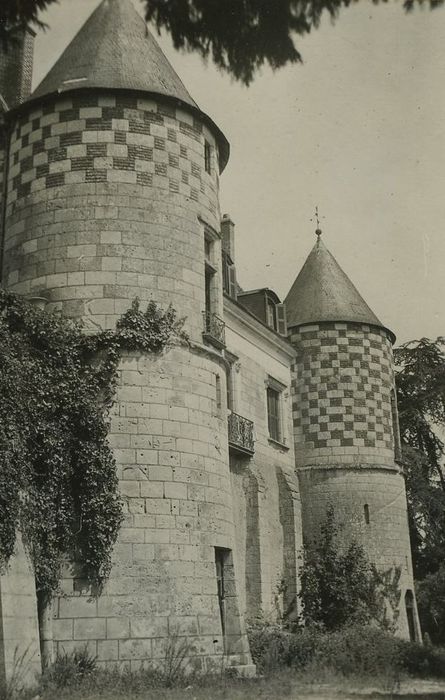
[0,0,444,84]
[298,506,400,632]
[394,337,445,643]
[394,337,445,578]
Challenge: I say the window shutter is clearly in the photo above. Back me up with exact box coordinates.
[276,303,287,336]
[228,264,237,300]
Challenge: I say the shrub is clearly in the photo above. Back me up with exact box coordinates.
[43,646,97,688]
[298,506,400,632]
[396,639,445,678]
[248,621,438,682]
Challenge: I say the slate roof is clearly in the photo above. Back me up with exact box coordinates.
[31,0,197,107]
[28,0,229,169]
[285,236,390,334]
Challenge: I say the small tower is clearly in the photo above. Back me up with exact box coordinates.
[285,229,420,639]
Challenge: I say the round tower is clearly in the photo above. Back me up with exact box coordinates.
[0,0,252,673]
[285,232,420,640]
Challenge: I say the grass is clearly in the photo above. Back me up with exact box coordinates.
[5,626,445,700]
[11,668,445,700]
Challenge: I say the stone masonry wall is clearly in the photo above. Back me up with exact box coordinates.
[1,92,252,669]
[52,347,251,670]
[290,321,420,639]
[2,93,222,341]
[298,467,418,639]
[225,320,302,624]
[0,535,41,687]
[290,322,396,467]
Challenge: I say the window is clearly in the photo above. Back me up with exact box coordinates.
[265,294,287,336]
[204,235,216,318]
[204,140,212,174]
[266,298,277,330]
[215,374,222,413]
[215,548,231,639]
[222,250,237,299]
[405,590,417,641]
[266,376,287,445]
[202,230,225,348]
[204,237,212,263]
[391,389,402,462]
[226,365,234,413]
[267,387,281,442]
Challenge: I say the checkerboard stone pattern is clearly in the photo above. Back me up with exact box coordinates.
[290,322,397,468]
[0,91,252,669]
[290,321,420,639]
[2,93,222,343]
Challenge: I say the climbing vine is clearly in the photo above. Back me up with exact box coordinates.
[0,291,186,601]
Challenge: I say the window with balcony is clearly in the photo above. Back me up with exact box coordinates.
[202,232,225,348]
[225,354,254,456]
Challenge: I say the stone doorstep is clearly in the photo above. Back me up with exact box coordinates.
[225,663,257,679]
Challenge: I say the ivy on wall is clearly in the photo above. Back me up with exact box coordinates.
[0,291,186,602]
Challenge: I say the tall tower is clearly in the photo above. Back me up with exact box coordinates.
[285,231,420,640]
[0,0,252,673]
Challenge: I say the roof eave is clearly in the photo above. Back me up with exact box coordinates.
[287,318,396,345]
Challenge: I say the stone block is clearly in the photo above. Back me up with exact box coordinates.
[130,616,168,639]
[58,597,97,618]
[74,618,106,640]
[52,618,74,641]
[97,640,119,661]
[106,617,130,639]
[119,638,152,661]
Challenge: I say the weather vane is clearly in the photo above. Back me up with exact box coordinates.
[310,206,324,238]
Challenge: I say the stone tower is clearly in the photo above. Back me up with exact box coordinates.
[0,0,252,673]
[285,233,420,640]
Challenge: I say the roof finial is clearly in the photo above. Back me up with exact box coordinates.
[310,206,324,240]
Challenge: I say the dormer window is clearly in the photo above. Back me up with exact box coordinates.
[266,298,277,330]
[237,289,287,336]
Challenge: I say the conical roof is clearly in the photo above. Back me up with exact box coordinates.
[31,0,197,107]
[285,236,391,336]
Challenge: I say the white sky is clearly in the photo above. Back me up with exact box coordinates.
[32,0,445,345]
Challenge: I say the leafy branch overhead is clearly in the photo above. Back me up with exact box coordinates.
[0,0,444,83]
[0,290,186,601]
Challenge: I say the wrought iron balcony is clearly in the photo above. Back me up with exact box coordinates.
[228,411,255,456]
[202,310,226,349]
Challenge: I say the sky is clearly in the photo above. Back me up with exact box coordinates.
[32,0,445,345]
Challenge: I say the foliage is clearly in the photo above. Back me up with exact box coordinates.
[248,621,445,682]
[394,339,445,556]
[395,337,445,487]
[415,564,445,645]
[0,290,185,601]
[402,444,445,580]
[393,336,445,641]
[0,0,444,82]
[298,506,400,632]
[43,647,97,688]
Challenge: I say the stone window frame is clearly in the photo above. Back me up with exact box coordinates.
[265,375,288,449]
